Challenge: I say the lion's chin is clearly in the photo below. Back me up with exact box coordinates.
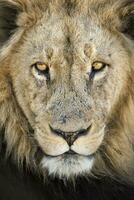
[41,154,94,179]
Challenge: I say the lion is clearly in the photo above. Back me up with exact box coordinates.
[0,0,134,185]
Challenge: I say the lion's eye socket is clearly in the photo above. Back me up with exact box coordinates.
[89,61,107,79]
[33,62,50,80]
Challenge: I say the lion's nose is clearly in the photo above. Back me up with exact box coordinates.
[50,125,91,146]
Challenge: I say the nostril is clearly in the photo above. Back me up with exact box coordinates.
[49,126,64,137]
[49,124,92,146]
[78,125,92,137]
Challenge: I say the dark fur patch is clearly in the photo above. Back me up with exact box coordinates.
[119,1,134,40]
[0,5,18,46]
[63,0,77,15]
[121,13,134,39]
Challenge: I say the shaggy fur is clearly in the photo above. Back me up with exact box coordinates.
[0,0,134,184]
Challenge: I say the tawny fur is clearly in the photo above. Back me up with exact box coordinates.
[0,0,134,184]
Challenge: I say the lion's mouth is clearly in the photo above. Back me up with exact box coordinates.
[43,149,95,159]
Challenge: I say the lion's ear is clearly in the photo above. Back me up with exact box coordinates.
[117,1,134,40]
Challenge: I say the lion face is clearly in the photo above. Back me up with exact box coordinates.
[0,0,134,181]
[10,13,130,178]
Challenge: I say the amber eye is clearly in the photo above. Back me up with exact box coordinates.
[90,61,107,79]
[33,62,50,80]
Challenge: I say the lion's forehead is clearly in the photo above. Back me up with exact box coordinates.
[23,14,116,60]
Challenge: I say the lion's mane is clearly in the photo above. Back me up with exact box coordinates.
[0,0,134,184]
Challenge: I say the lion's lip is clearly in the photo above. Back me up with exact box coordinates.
[43,149,95,158]
[64,149,77,155]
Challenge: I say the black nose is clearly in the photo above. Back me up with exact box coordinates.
[50,125,91,146]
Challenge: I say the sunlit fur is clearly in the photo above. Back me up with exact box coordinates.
[0,0,134,184]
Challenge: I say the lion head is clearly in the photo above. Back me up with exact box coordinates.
[0,0,134,183]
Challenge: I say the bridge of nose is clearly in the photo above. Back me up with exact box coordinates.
[49,94,91,132]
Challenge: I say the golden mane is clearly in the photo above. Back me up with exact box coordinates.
[0,0,134,184]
